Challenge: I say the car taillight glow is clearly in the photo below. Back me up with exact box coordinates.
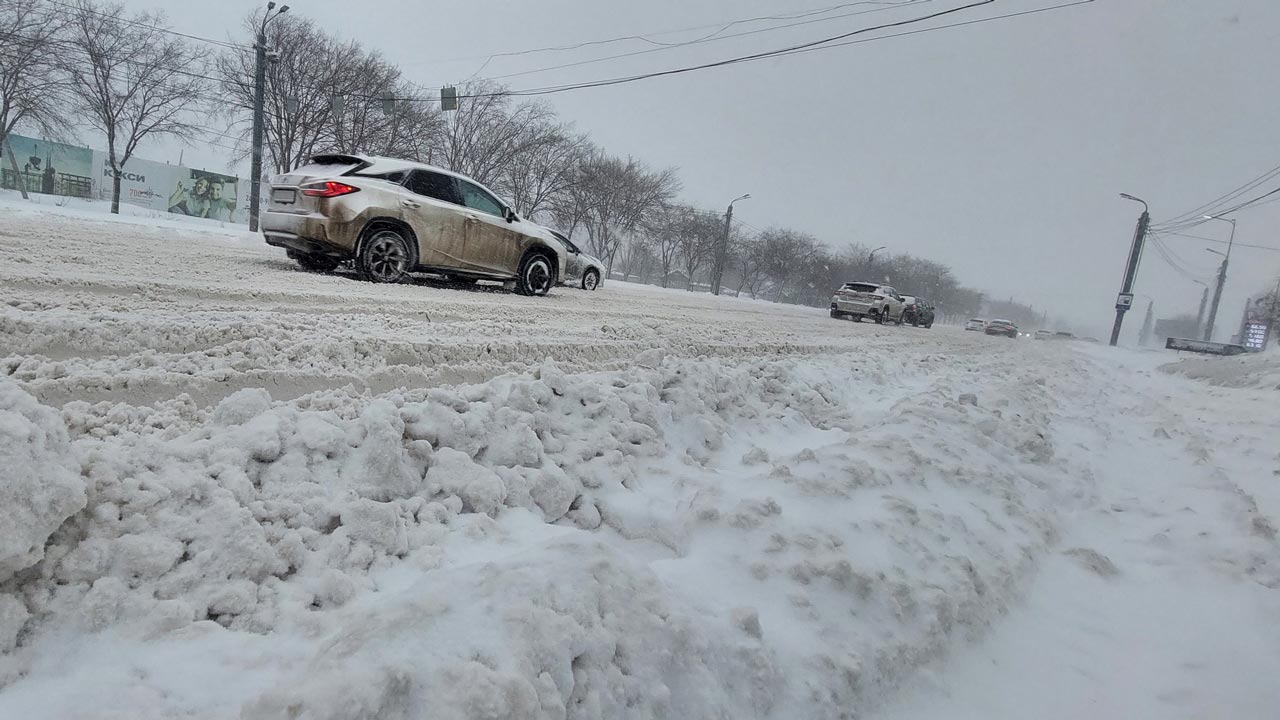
[301,181,360,198]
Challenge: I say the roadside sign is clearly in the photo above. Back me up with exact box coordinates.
[1243,322,1269,352]
[1165,337,1247,356]
[1115,292,1134,310]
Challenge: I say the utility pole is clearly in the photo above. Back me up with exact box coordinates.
[1201,215,1235,341]
[1194,284,1209,337]
[1110,193,1150,347]
[710,194,749,296]
[1269,276,1280,349]
[1139,300,1154,347]
[248,2,289,233]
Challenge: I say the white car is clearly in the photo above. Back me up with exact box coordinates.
[829,282,907,324]
[548,230,604,291]
[964,318,987,332]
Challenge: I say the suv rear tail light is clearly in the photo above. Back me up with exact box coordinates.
[301,181,360,198]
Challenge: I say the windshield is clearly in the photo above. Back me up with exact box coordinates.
[7,3,1274,719]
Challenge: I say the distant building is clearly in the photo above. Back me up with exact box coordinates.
[1154,316,1199,343]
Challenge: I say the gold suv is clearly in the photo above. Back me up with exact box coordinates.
[262,154,566,295]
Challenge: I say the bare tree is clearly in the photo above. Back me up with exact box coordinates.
[670,206,720,291]
[577,152,679,271]
[216,15,442,174]
[0,0,72,156]
[640,204,683,288]
[67,0,206,213]
[499,124,587,220]
[433,81,561,188]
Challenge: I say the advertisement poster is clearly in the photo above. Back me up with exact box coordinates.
[2,134,94,197]
[92,151,242,223]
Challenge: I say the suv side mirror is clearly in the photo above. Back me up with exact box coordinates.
[504,207,517,223]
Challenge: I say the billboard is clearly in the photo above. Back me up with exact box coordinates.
[92,151,242,223]
[1,134,94,197]
[1243,322,1269,352]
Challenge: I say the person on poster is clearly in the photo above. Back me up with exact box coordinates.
[206,181,237,221]
[168,175,212,217]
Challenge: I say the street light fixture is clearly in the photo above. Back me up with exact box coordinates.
[248,2,292,232]
[1109,193,1151,346]
[1200,215,1236,341]
[868,245,887,263]
[709,194,751,295]
[1120,193,1148,212]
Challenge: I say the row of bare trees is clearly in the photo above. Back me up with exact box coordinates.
[1,0,1048,322]
[1,0,208,212]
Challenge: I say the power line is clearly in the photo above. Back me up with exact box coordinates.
[1156,230,1280,253]
[385,0,1095,103]
[441,0,928,69]
[42,0,249,51]
[482,0,934,82]
[1152,184,1280,232]
[495,0,998,95]
[1152,160,1280,229]
[1146,236,1215,282]
[0,29,244,107]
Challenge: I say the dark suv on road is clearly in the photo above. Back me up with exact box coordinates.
[902,296,935,328]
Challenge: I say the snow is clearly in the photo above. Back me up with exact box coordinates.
[1162,347,1280,390]
[1,200,1278,718]
[0,382,87,588]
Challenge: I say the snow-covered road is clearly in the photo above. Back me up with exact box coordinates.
[2,198,1277,719]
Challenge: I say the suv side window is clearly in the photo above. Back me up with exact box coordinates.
[406,170,461,205]
[455,179,506,218]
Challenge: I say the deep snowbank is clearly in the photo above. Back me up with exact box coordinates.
[1161,349,1280,390]
[0,342,1092,718]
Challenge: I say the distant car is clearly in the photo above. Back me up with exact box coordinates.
[830,282,907,324]
[901,296,935,328]
[1034,330,1054,340]
[985,319,1018,338]
[262,154,565,295]
[964,318,987,332]
[1054,331,1075,339]
[547,230,604,291]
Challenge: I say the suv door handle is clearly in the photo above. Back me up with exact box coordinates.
[464,213,479,222]
[401,200,420,209]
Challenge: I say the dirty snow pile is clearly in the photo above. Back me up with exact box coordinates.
[0,342,1089,718]
[1161,348,1280,390]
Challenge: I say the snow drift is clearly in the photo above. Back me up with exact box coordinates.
[0,342,1093,719]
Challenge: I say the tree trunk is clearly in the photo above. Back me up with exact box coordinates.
[111,172,122,214]
[4,138,29,200]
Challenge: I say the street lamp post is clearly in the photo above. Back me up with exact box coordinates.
[867,246,887,282]
[710,193,750,295]
[248,2,290,233]
[1109,193,1151,346]
[1193,280,1209,337]
[1200,215,1236,342]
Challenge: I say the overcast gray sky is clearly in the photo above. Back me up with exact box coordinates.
[116,0,1280,340]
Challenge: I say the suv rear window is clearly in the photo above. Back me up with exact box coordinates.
[842,283,879,293]
[291,161,361,177]
[354,170,407,184]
